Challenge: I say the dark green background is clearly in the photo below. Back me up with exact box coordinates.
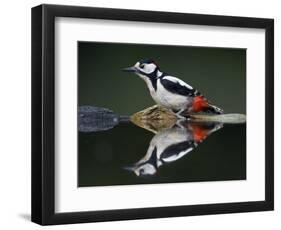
[78,42,246,187]
[78,42,246,115]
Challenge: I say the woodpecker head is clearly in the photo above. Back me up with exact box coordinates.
[123,146,158,177]
[123,163,157,176]
[123,59,162,80]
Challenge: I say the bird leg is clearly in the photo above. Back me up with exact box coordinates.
[175,120,186,129]
[171,109,189,120]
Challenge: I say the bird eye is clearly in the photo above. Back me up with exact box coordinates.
[139,64,145,69]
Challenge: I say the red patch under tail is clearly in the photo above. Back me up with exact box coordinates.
[192,96,209,112]
[191,96,223,114]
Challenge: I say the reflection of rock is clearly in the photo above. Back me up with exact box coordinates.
[131,105,177,133]
[124,121,223,177]
[131,105,246,132]
[78,106,129,132]
[78,105,246,133]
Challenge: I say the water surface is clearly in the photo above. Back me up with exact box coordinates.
[78,122,246,187]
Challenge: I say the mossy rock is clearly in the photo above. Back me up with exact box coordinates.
[131,105,246,132]
[130,105,177,133]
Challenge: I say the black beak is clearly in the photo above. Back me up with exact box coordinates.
[122,66,136,72]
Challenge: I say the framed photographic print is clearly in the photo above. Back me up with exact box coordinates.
[31,4,274,225]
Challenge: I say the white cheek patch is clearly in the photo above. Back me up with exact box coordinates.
[143,63,156,74]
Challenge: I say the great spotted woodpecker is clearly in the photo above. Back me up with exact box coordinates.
[123,59,223,119]
[124,122,223,176]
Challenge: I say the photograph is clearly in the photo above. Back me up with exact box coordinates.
[31,4,274,225]
[78,41,247,187]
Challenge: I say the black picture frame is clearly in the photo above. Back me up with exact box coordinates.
[31,4,274,225]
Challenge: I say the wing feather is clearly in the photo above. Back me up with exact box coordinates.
[161,76,200,97]
[161,141,196,162]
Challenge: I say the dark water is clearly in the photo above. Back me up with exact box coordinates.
[78,122,246,187]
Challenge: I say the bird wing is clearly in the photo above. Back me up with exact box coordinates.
[160,141,196,163]
[160,76,200,97]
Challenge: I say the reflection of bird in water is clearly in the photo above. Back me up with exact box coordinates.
[123,59,223,119]
[124,122,223,176]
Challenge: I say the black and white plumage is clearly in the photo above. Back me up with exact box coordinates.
[124,122,223,176]
[123,59,223,118]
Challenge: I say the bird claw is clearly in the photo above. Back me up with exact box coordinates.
[176,110,190,120]
[175,114,186,120]
[170,109,191,120]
